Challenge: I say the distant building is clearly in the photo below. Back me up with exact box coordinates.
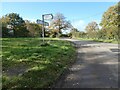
[7,25,14,36]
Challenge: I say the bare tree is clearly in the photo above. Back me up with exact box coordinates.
[50,13,72,37]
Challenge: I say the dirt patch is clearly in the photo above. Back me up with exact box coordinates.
[3,64,29,77]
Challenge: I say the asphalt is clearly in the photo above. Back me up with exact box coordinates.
[54,38,119,88]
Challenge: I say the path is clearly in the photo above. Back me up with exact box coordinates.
[55,38,119,88]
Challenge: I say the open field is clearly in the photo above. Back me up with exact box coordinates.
[1,38,76,88]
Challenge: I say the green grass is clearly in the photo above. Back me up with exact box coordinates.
[1,38,76,89]
[78,38,118,44]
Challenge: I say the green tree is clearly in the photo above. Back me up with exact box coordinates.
[97,29,107,39]
[0,15,10,37]
[1,13,29,37]
[70,28,80,38]
[100,2,120,40]
[25,20,42,37]
[79,31,87,38]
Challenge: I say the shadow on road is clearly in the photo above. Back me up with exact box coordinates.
[110,49,120,52]
[54,39,119,88]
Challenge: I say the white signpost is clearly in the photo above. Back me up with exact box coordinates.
[37,14,53,44]
[43,14,53,20]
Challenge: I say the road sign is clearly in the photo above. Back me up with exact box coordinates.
[43,14,53,20]
[44,22,49,26]
[37,14,53,44]
[36,19,49,26]
[36,19,43,24]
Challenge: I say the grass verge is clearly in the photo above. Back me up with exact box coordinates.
[78,38,118,44]
[1,38,76,89]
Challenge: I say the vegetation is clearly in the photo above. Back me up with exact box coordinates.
[71,2,119,43]
[78,38,118,44]
[49,13,72,38]
[1,13,29,37]
[85,21,99,39]
[25,20,42,37]
[1,2,119,42]
[99,2,119,41]
[1,2,119,89]
[69,28,80,38]
[1,13,73,38]
[2,38,76,89]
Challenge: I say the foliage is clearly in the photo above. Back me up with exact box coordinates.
[70,28,80,38]
[85,21,99,39]
[100,2,120,41]
[25,20,42,37]
[96,29,107,39]
[100,3,119,27]
[49,13,72,37]
[1,13,29,37]
[1,23,9,37]
[0,15,11,37]
[79,31,87,38]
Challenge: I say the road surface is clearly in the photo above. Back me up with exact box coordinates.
[55,38,119,88]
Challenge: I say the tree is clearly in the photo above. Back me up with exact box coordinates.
[70,28,80,38]
[100,2,120,40]
[1,13,29,37]
[85,21,99,39]
[49,13,72,37]
[0,15,10,37]
[97,29,107,39]
[100,3,119,28]
[25,20,42,37]
[79,31,87,38]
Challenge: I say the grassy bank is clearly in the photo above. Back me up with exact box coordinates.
[78,38,118,44]
[2,38,76,89]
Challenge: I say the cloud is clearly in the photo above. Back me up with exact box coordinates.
[71,20,86,31]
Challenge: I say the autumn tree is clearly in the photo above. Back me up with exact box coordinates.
[85,21,99,39]
[100,2,120,40]
[49,13,72,37]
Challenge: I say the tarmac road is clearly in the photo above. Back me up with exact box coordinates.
[55,38,119,88]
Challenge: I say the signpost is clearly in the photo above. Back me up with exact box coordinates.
[37,14,53,44]
[36,19,49,26]
[43,14,53,20]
